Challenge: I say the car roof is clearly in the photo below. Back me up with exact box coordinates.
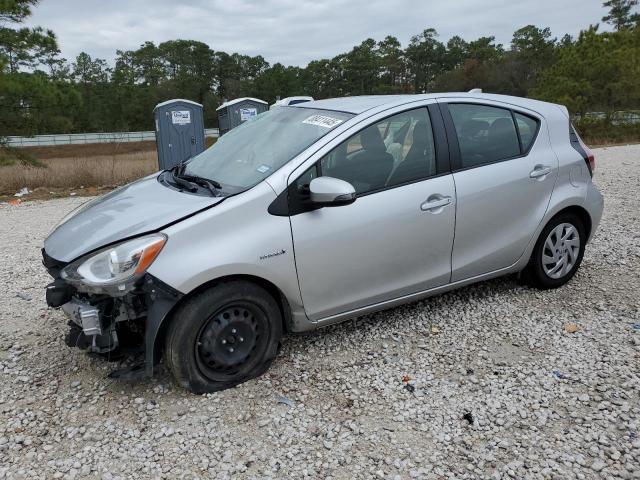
[295,93,561,116]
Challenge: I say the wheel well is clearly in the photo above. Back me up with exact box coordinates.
[554,205,592,239]
[152,274,293,365]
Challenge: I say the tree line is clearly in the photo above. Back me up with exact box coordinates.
[0,0,639,137]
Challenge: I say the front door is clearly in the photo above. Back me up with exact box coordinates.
[289,106,456,321]
[440,101,558,281]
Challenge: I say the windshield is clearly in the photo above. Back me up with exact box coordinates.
[184,107,353,191]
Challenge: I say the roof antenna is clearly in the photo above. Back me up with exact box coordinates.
[468,88,482,93]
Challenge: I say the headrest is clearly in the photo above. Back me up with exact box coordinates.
[461,119,489,138]
[412,120,430,145]
[489,118,514,136]
[361,126,386,152]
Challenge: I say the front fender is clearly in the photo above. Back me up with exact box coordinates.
[142,275,183,376]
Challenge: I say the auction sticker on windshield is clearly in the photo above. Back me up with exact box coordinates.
[302,115,343,128]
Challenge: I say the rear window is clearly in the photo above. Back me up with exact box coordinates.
[569,124,582,146]
[569,124,589,163]
[288,99,310,105]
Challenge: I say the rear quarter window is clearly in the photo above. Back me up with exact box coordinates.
[514,112,539,152]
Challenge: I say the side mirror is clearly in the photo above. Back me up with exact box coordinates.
[309,176,356,207]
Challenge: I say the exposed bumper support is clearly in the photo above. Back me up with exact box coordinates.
[141,275,183,377]
[61,300,102,336]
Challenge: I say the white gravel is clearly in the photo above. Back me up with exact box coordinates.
[1,145,639,480]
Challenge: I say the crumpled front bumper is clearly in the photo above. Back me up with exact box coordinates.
[43,249,183,379]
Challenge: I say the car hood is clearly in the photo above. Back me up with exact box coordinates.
[44,173,223,262]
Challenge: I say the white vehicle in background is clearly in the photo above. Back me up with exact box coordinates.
[270,96,314,109]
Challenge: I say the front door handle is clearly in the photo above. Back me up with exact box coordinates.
[530,165,552,179]
[421,195,451,212]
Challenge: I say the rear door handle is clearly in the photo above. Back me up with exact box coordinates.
[421,196,451,212]
[530,165,552,178]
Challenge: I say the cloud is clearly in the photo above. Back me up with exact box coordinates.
[26,0,610,66]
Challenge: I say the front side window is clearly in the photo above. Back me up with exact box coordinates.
[318,108,436,195]
[449,104,520,168]
[185,107,353,192]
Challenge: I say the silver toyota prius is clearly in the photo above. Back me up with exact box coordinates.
[43,93,604,393]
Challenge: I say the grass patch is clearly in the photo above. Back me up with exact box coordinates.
[0,138,217,196]
[0,145,46,168]
[19,138,216,160]
[21,141,156,160]
[576,119,640,146]
[0,150,157,195]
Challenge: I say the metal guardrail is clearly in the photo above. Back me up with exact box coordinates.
[6,128,220,147]
[6,109,639,147]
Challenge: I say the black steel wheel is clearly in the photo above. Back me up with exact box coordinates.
[164,281,282,394]
[195,304,268,382]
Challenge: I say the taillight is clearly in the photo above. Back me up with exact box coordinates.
[583,143,595,174]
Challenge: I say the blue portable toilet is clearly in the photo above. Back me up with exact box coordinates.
[153,99,205,170]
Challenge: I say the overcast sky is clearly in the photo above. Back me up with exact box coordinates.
[26,0,611,67]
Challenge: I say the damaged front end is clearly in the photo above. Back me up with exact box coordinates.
[42,235,182,379]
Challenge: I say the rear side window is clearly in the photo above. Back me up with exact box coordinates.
[449,104,520,168]
[514,112,538,152]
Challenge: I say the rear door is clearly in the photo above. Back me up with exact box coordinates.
[439,100,557,281]
[288,104,455,320]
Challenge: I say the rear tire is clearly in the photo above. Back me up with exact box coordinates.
[164,281,282,394]
[522,213,586,289]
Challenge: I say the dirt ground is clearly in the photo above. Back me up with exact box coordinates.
[0,144,638,479]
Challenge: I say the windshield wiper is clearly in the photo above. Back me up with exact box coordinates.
[170,169,198,192]
[186,176,220,196]
[177,173,223,196]
[180,174,222,190]
[169,164,222,196]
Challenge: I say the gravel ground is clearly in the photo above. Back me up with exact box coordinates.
[0,145,639,480]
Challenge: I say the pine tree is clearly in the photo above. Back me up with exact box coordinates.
[602,0,640,30]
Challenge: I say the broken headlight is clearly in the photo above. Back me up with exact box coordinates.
[61,234,167,295]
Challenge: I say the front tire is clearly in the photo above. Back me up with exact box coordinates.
[164,281,282,394]
[522,213,586,289]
